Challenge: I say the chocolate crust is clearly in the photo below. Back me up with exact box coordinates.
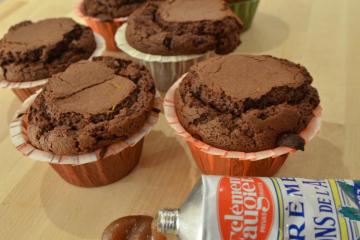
[0,18,96,82]
[175,55,320,152]
[126,0,242,56]
[27,57,155,155]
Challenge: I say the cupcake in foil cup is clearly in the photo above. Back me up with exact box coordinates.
[0,18,105,102]
[115,0,243,92]
[75,0,145,51]
[115,24,211,93]
[164,55,322,177]
[227,0,260,31]
[10,57,160,187]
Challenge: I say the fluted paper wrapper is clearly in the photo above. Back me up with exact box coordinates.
[10,91,161,187]
[10,90,161,164]
[0,33,105,102]
[115,24,211,92]
[76,1,127,51]
[164,74,322,177]
[228,0,260,31]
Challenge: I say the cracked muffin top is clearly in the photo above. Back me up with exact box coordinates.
[175,55,320,152]
[83,0,146,21]
[0,18,96,82]
[126,0,243,56]
[27,57,155,155]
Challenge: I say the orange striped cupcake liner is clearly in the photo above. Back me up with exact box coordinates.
[10,90,161,187]
[10,90,161,165]
[164,74,322,177]
[76,1,128,51]
[0,32,105,102]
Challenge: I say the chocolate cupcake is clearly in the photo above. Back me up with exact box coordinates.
[116,0,243,92]
[27,57,155,155]
[164,54,321,176]
[78,0,145,51]
[13,57,158,187]
[175,54,320,151]
[0,17,101,102]
[0,18,96,82]
[126,0,242,55]
[83,0,146,21]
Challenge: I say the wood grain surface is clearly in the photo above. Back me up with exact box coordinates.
[0,0,359,239]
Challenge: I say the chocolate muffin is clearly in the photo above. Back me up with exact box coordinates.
[83,0,146,21]
[27,57,155,155]
[175,55,320,152]
[0,18,96,82]
[126,0,243,56]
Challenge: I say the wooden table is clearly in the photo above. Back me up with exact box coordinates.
[0,0,359,239]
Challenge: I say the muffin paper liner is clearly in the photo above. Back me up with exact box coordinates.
[228,0,260,31]
[164,74,322,161]
[115,24,212,92]
[76,1,128,51]
[0,32,105,90]
[10,90,161,165]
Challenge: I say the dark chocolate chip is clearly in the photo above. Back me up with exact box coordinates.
[258,112,268,120]
[16,113,25,119]
[152,108,161,113]
[163,36,172,49]
[277,133,305,151]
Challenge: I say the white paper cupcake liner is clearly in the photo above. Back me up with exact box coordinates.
[164,74,323,161]
[115,24,212,92]
[10,90,161,165]
[0,32,105,89]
